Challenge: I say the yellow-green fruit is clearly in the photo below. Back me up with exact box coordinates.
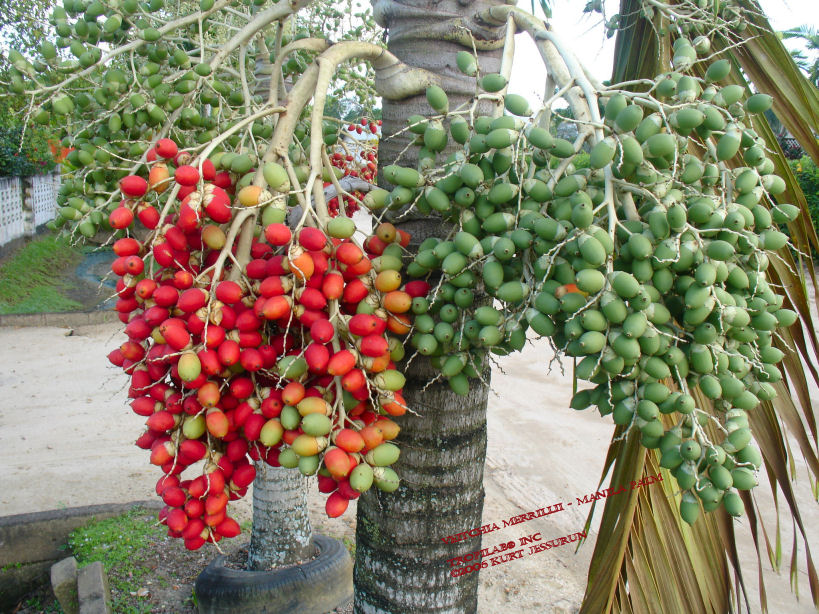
[259,419,284,446]
[576,269,605,294]
[278,448,299,468]
[350,463,374,493]
[373,467,400,492]
[604,94,628,122]
[731,468,757,490]
[178,352,202,382]
[365,442,400,466]
[182,415,206,440]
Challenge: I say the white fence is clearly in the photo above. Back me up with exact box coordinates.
[0,171,61,248]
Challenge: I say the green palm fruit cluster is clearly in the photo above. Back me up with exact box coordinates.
[371,39,797,525]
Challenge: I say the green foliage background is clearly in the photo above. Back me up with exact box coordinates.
[790,155,819,233]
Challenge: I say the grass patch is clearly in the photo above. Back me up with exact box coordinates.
[0,235,84,314]
[68,507,167,614]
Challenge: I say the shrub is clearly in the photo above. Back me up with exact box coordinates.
[0,124,56,177]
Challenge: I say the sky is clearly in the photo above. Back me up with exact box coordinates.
[508,0,817,102]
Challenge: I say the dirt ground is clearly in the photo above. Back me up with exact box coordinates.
[1,321,818,613]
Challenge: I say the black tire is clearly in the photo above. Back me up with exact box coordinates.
[194,534,353,614]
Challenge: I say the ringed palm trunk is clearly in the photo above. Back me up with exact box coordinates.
[354,2,505,611]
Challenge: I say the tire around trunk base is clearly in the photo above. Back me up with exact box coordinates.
[194,534,353,614]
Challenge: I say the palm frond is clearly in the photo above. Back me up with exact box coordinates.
[581,1,819,612]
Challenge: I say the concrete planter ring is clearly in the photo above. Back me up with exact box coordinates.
[194,534,352,614]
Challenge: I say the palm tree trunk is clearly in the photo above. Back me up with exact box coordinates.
[354,2,505,611]
[248,464,314,569]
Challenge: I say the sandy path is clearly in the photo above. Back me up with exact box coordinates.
[1,322,817,613]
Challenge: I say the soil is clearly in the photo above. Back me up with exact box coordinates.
[2,313,819,613]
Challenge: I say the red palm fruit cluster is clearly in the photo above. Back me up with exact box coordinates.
[105,154,418,547]
[113,137,222,233]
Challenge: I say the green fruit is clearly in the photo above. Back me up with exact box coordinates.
[615,105,644,133]
[504,93,531,116]
[450,116,470,144]
[679,491,700,525]
[611,271,640,299]
[350,464,374,493]
[731,468,757,490]
[525,126,553,150]
[645,133,676,158]
[706,59,732,82]
[480,73,507,93]
[576,269,605,294]
[716,132,741,161]
[589,139,616,169]
[426,85,449,114]
[745,93,772,114]
[456,51,477,76]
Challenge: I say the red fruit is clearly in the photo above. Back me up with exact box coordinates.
[217,339,240,366]
[182,517,206,540]
[205,197,231,223]
[258,344,278,368]
[109,206,134,229]
[261,394,283,419]
[317,475,338,493]
[174,270,194,290]
[264,223,292,246]
[125,318,152,341]
[150,440,175,465]
[360,334,388,358]
[120,175,148,197]
[239,348,263,371]
[404,280,430,298]
[215,281,243,304]
[281,382,306,406]
[335,428,365,453]
[134,279,156,300]
[147,410,176,432]
[184,498,205,518]
[310,319,335,344]
[162,486,187,507]
[325,491,350,518]
[183,396,202,415]
[135,430,157,450]
[107,348,125,367]
[344,256,372,277]
[341,368,366,392]
[155,138,178,159]
[124,255,144,276]
[238,330,262,348]
[243,413,266,440]
[206,408,229,437]
[230,463,256,489]
[197,349,221,376]
[327,350,356,376]
[297,287,327,310]
[204,509,226,527]
[179,439,208,463]
[198,381,221,408]
[342,278,368,304]
[215,517,241,538]
[246,259,267,279]
[261,295,291,320]
[337,479,361,500]
[131,396,156,416]
[152,243,174,267]
[203,325,226,349]
[226,438,249,462]
[113,237,141,257]
[175,165,200,186]
[213,171,232,189]
[205,491,228,515]
[296,307,325,328]
[299,227,327,251]
[156,475,179,496]
[320,272,344,300]
[323,448,353,479]
[304,343,330,373]
[178,288,208,313]
[348,314,386,336]
[162,324,190,351]
[166,508,189,533]
[364,235,387,256]
[202,159,216,181]
[335,242,363,265]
